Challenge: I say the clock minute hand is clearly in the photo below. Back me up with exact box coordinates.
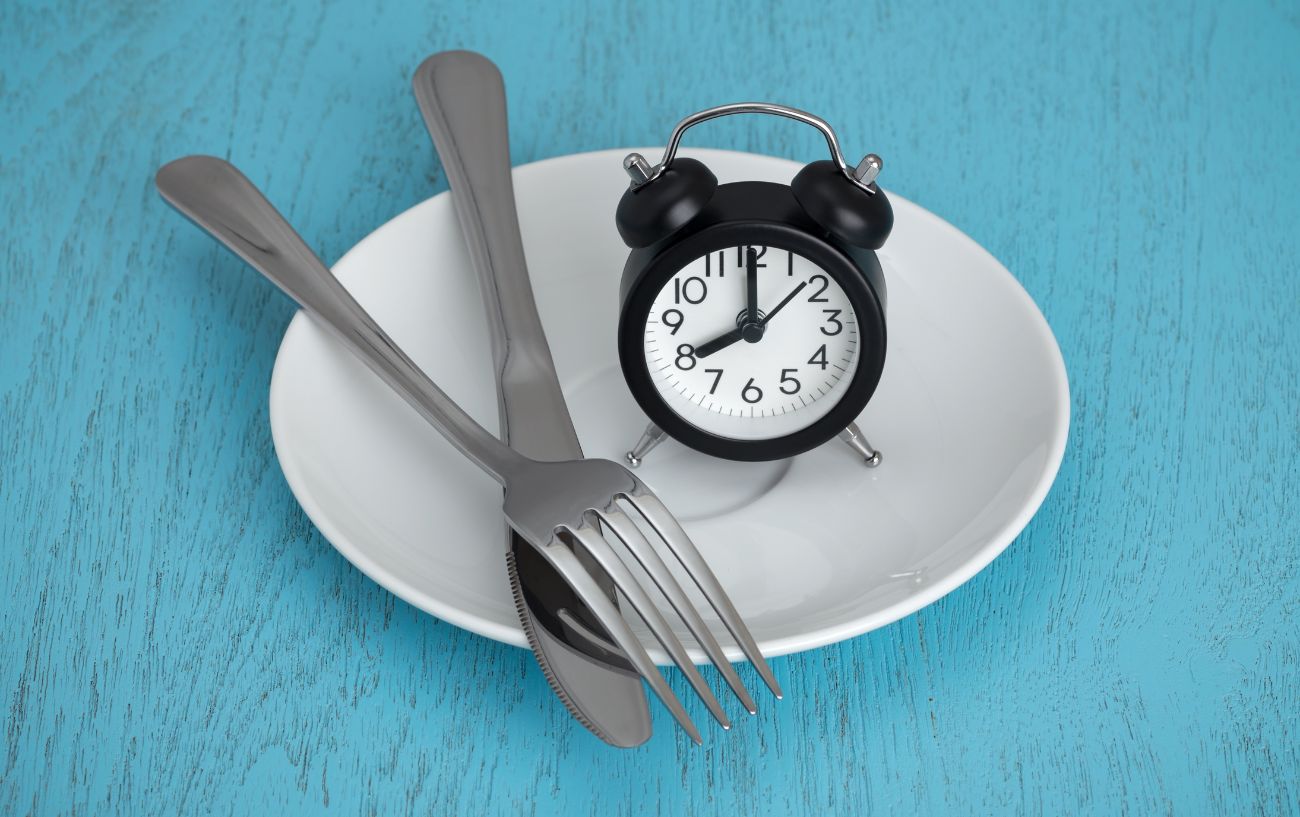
[745,247,759,325]
[758,280,808,326]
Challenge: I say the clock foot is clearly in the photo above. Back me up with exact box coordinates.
[838,422,882,467]
[625,423,667,468]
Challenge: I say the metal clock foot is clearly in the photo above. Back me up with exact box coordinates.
[838,422,882,467]
[626,423,667,468]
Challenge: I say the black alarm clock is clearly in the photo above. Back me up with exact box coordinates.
[614,103,892,467]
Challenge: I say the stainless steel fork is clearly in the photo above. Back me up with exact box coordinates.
[155,154,782,743]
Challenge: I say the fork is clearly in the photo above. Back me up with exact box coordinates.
[155,155,782,743]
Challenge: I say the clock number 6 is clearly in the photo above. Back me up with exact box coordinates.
[741,378,763,404]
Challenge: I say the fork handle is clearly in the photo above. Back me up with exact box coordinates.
[155,155,527,484]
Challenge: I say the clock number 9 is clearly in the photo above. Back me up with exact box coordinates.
[741,378,763,404]
[662,309,684,335]
[675,343,696,370]
[674,277,707,305]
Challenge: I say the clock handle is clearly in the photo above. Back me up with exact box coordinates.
[624,102,882,194]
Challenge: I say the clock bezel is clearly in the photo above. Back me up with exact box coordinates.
[617,219,887,462]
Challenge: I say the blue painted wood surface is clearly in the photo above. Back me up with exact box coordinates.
[3,1,1298,814]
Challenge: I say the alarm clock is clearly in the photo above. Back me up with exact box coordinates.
[614,103,892,467]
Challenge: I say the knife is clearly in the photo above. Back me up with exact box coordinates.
[412,51,653,747]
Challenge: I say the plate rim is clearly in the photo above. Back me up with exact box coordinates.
[268,147,1071,660]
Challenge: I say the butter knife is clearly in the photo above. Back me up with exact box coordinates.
[412,51,652,747]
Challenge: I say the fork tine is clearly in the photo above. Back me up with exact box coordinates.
[530,535,704,744]
[622,488,784,700]
[567,522,731,731]
[596,507,758,715]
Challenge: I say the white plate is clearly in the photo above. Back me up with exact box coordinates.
[269,148,1069,661]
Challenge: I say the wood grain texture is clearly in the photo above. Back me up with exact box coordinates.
[2,0,1298,814]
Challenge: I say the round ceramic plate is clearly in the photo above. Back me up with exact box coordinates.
[269,148,1069,661]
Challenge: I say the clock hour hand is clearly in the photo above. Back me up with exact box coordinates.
[695,327,744,359]
[695,280,809,359]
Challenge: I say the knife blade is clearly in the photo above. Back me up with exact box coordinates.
[412,50,653,747]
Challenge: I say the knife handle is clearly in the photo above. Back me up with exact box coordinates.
[412,51,582,462]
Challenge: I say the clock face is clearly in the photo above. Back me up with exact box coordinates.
[641,245,860,440]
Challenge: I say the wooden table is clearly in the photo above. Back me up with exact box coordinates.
[3,1,1297,814]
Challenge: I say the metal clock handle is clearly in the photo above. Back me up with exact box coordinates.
[624,102,882,193]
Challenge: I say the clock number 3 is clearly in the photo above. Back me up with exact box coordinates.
[821,309,844,336]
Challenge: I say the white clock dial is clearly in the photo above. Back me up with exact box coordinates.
[642,245,860,440]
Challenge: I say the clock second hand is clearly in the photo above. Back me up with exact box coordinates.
[695,280,809,359]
